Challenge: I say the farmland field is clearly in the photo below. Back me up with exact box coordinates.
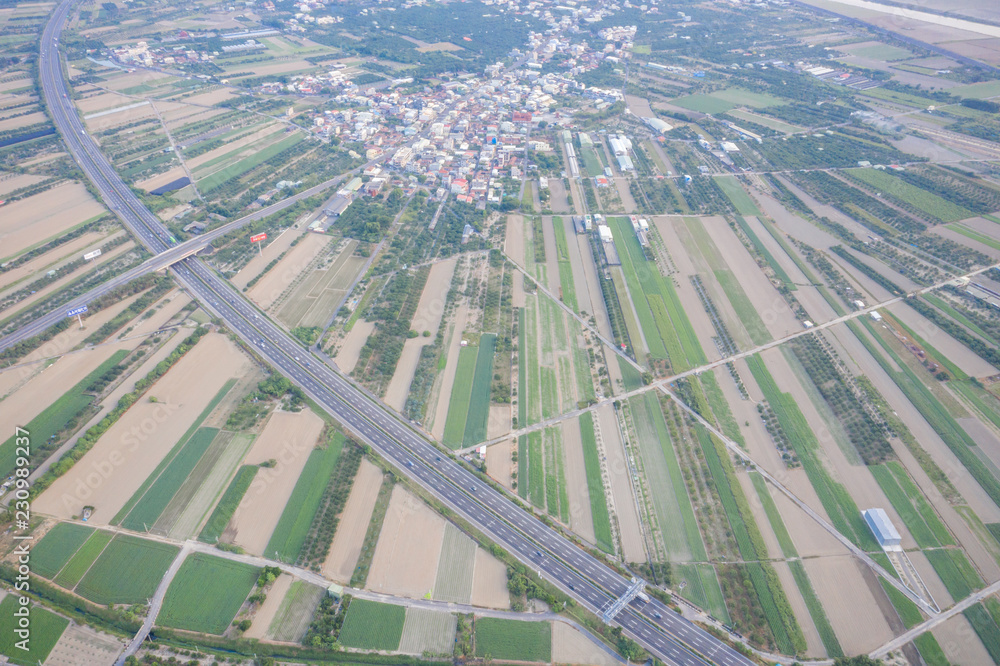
[463,334,497,446]
[265,433,345,563]
[398,608,457,655]
[0,350,129,478]
[120,427,217,531]
[198,465,258,543]
[0,596,67,665]
[442,346,478,448]
[76,535,179,605]
[30,523,93,579]
[474,617,551,662]
[338,599,406,651]
[433,523,476,603]
[268,581,324,643]
[158,553,260,634]
[714,177,761,216]
[579,413,614,553]
[53,529,115,589]
[847,168,972,223]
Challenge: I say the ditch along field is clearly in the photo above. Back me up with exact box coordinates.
[0,182,105,258]
[225,409,325,555]
[366,486,509,608]
[34,333,251,524]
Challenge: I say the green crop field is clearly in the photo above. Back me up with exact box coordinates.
[0,596,68,665]
[579,413,614,553]
[871,462,952,548]
[338,599,406,651]
[848,43,912,60]
[551,217,579,312]
[114,380,235,525]
[714,176,761,215]
[848,168,972,223]
[443,346,478,448]
[199,134,304,192]
[0,350,128,478]
[463,333,497,446]
[952,80,1000,99]
[673,93,737,114]
[610,217,705,369]
[949,223,1000,252]
[121,427,217,531]
[198,465,258,543]
[474,617,551,662]
[266,434,345,562]
[433,523,476,603]
[399,608,457,655]
[54,529,114,589]
[76,535,179,605]
[630,393,704,561]
[527,430,545,508]
[31,522,93,579]
[925,548,981,600]
[674,563,731,623]
[159,553,260,634]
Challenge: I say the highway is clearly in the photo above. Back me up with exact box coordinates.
[33,3,756,665]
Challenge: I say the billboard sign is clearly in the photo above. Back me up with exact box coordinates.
[67,305,88,318]
[250,233,267,243]
[83,249,102,261]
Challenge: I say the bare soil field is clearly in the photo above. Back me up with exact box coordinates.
[773,560,826,657]
[0,295,140,399]
[248,232,331,310]
[102,70,171,91]
[278,242,365,328]
[136,167,186,193]
[334,320,375,374]
[229,60,316,77]
[383,257,457,410]
[75,92,137,114]
[0,231,105,291]
[704,216,800,338]
[596,404,646,562]
[0,111,45,132]
[0,172,45,196]
[367,486,445,599]
[43,623,122,666]
[245,573,293,639]
[232,227,306,289]
[322,458,383,582]
[887,301,997,376]
[562,418,596,545]
[469,546,510,609]
[0,183,105,257]
[177,88,238,107]
[486,404,510,441]
[228,409,325,555]
[932,613,995,665]
[34,333,249,524]
[552,621,619,666]
[803,555,893,654]
[572,235,614,341]
[0,346,122,439]
[505,214,525,265]
[486,439,513,490]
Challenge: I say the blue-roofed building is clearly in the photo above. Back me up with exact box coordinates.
[863,508,902,550]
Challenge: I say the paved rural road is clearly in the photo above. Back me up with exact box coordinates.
[115,542,192,666]
[30,3,756,666]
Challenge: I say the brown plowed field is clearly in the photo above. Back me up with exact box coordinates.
[322,458,384,583]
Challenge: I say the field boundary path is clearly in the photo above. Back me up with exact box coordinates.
[115,541,192,666]
[467,260,1000,454]
[870,577,1000,658]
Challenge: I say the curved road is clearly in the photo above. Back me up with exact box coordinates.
[34,3,757,665]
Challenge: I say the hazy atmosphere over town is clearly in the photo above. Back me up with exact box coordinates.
[2,0,1000,663]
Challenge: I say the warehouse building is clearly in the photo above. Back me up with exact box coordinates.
[863,508,902,550]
